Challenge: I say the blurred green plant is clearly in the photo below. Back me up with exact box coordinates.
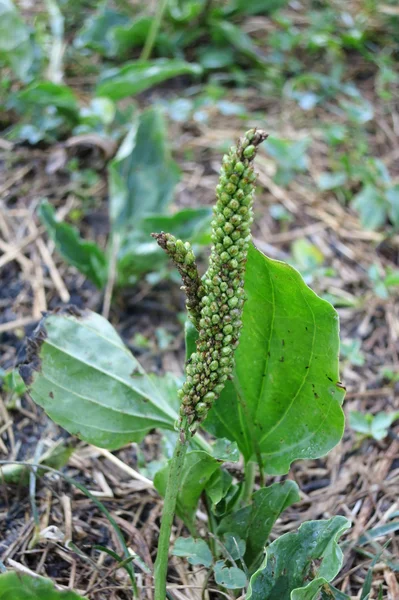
[39,108,211,292]
[0,368,27,401]
[0,572,84,599]
[350,410,399,441]
[340,339,365,367]
[368,264,399,299]
[263,136,310,186]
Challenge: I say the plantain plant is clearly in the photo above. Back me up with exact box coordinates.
[4,130,349,599]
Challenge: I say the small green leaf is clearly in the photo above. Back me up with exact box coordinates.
[0,571,84,599]
[96,59,203,100]
[352,185,387,230]
[197,47,235,70]
[291,238,324,271]
[212,438,240,462]
[350,410,399,441]
[206,469,233,510]
[385,268,399,288]
[154,451,221,527]
[0,441,73,485]
[223,533,246,560]
[264,137,309,172]
[317,172,347,190]
[340,97,374,124]
[340,339,364,366]
[214,561,247,589]
[218,481,300,571]
[172,537,213,567]
[20,309,178,450]
[246,516,350,600]
[38,201,108,289]
[201,245,345,474]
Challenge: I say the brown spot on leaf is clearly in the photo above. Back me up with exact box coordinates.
[19,304,86,386]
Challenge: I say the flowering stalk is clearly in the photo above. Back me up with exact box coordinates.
[153,129,267,600]
[151,232,204,329]
[179,128,268,430]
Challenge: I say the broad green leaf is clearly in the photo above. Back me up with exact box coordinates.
[0,0,33,79]
[19,309,178,449]
[0,571,84,599]
[109,108,180,233]
[218,481,300,571]
[172,537,213,567]
[154,451,221,527]
[201,244,345,473]
[16,82,79,120]
[96,59,203,101]
[38,202,108,289]
[246,516,350,600]
[352,185,387,230]
[214,561,247,589]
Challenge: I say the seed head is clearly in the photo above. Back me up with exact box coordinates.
[179,128,268,429]
[151,232,204,328]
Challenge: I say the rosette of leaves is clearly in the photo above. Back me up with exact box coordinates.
[19,129,346,599]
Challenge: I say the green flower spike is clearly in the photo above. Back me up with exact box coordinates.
[152,232,204,329]
[180,128,268,430]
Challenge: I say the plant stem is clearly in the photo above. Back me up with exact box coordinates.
[242,460,256,505]
[193,432,213,454]
[154,424,190,600]
[255,448,265,488]
[140,0,168,61]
